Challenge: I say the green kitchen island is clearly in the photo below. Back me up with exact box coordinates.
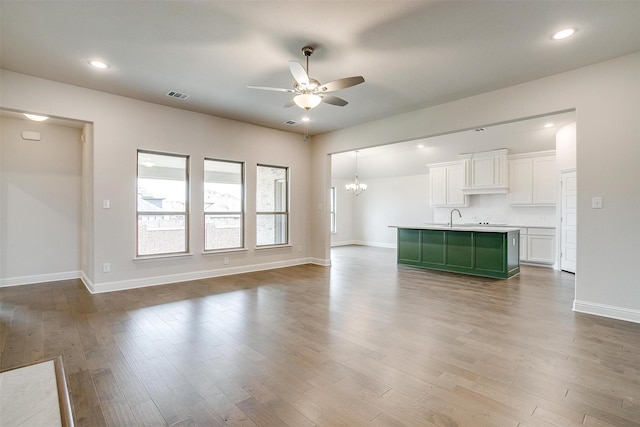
[391,225,520,279]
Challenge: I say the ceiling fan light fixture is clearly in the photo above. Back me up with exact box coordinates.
[294,94,322,110]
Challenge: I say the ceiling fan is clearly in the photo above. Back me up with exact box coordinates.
[247,46,365,111]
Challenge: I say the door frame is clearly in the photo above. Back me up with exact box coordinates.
[559,169,577,273]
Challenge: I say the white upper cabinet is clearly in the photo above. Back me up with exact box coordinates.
[532,156,556,204]
[428,161,468,207]
[460,149,508,194]
[507,151,556,205]
[507,158,533,204]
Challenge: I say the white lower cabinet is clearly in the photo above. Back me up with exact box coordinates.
[519,229,528,261]
[519,228,555,265]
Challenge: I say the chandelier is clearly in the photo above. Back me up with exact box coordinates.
[345,150,367,196]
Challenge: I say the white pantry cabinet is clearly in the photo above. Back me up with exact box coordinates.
[508,151,556,205]
[428,161,468,207]
[460,149,508,194]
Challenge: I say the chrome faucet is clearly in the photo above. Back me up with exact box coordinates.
[450,208,462,227]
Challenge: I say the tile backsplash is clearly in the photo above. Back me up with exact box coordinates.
[433,194,556,227]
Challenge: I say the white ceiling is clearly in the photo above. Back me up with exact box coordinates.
[1,1,638,137]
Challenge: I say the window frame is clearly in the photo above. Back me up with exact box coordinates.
[136,149,190,258]
[203,157,246,252]
[256,163,289,247]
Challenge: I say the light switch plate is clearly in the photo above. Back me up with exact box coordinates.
[103,200,110,209]
[592,196,603,209]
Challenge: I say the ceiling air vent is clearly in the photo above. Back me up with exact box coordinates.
[166,91,189,100]
[284,120,299,126]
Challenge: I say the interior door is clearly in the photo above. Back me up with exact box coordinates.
[561,171,577,273]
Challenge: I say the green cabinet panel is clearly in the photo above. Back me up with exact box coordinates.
[397,228,420,262]
[421,230,446,265]
[475,233,505,272]
[446,231,473,268]
[396,228,520,279]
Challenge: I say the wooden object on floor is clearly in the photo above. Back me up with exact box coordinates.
[0,246,638,426]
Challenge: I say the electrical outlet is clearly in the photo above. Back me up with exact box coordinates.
[592,196,603,209]
[103,263,111,273]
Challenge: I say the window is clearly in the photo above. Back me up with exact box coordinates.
[256,164,288,246]
[204,158,244,251]
[137,150,189,256]
[330,186,337,233]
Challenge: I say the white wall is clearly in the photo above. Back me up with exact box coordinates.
[556,122,577,171]
[0,117,82,284]
[0,70,311,293]
[350,174,432,248]
[312,53,640,324]
[332,174,432,248]
[330,177,355,246]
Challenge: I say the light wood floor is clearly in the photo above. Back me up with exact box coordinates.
[1,245,639,427]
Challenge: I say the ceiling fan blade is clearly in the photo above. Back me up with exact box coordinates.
[321,95,348,106]
[319,76,365,92]
[289,61,309,85]
[247,85,294,93]
[284,100,295,108]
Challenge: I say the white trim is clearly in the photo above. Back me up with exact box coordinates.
[573,300,640,324]
[2,260,333,293]
[331,240,358,247]
[89,258,314,294]
[353,240,397,249]
[309,257,331,266]
[80,272,94,293]
[133,253,194,263]
[331,241,397,249]
[0,271,82,287]
[255,244,293,250]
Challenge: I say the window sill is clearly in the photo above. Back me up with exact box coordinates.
[203,248,248,255]
[133,253,193,262]
[255,244,292,250]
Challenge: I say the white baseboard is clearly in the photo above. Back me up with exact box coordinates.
[0,271,82,288]
[353,240,397,249]
[80,272,94,293]
[332,241,397,249]
[89,257,320,294]
[2,259,332,294]
[331,240,357,247]
[309,257,331,266]
[573,300,640,324]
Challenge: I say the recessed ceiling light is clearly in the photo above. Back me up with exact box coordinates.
[552,28,576,40]
[544,123,554,128]
[89,60,109,69]
[24,113,49,122]
[417,144,424,148]
[301,117,310,122]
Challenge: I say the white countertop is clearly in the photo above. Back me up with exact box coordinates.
[390,224,522,233]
